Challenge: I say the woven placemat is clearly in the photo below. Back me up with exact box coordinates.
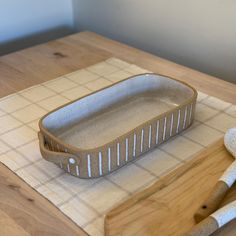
[0,58,235,235]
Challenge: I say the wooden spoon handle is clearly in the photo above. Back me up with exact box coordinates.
[187,216,218,236]
[194,181,229,223]
[189,200,236,236]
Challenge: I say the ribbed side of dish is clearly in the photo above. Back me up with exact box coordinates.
[41,101,196,178]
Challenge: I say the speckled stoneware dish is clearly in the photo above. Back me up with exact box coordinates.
[38,73,197,178]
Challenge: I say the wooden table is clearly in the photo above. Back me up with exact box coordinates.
[0,31,235,235]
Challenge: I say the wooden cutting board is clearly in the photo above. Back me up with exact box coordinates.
[105,139,236,236]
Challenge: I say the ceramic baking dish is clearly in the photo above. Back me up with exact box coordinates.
[38,73,197,178]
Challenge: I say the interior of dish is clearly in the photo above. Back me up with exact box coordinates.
[41,74,195,149]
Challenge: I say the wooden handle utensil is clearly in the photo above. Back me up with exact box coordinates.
[194,162,236,222]
[194,128,236,222]
[189,200,236,236]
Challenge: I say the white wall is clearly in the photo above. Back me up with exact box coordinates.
[73,0,236,83]
[0,0,74,55]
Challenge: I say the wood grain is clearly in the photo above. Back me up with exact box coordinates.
[0,163,87,235]
[0,31,236,235]
[0,36,111,97]
[0,209,30,236]
[105,140,236,236]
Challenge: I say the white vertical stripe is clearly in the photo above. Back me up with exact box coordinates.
[108,148,111,172]
[59,162,62,168]
[141,129,144,152]
[67,164,70,173]
[125,138,128,162]
[87,154,91,177]
[183,106,188,129]
[163,117,167,141]
[117,143,120,166]
[156,120,159,144]
[76,165,80,176]
[99,151,102,175]
[189,104,193,125]
[133,133,136,157]
[148,125,152,148]
[176,110,181,133]
[170,113,174,136]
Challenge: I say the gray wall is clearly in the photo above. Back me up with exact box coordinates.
[0,0,74,55]
[73,0,236,83]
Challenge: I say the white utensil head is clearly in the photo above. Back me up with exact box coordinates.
[211,200,236,228]
[224,128,236,159]
[220,128,236,187]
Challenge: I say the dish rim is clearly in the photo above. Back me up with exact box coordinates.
[39,72,198,153]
